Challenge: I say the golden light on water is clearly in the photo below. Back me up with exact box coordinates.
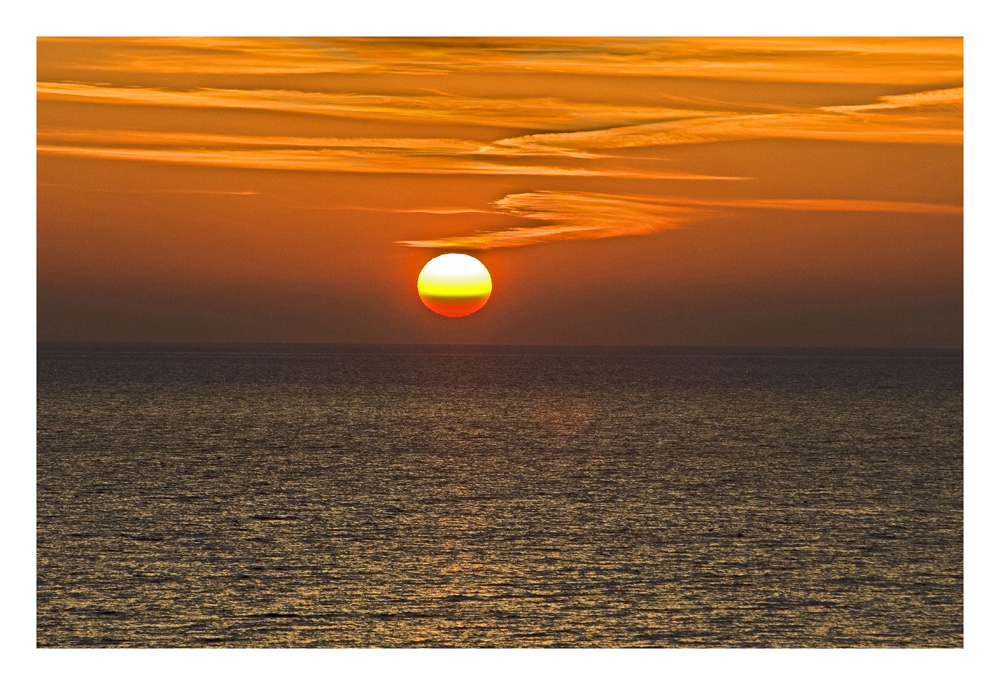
[417,253,492,318]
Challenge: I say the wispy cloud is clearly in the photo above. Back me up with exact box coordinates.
[37,38,962,255]
[38,37,963,84]
[397,191,963,250]
[35,126,741,179]
[719,197,963,215]
[489,87,963,153]
[37,128,497,155]
[297,205,497,215]
[36,85,961,181]
[36,81,687,132]
[820,87,964,113]
[37,181,257,195]
[36,143,739,179]
[398,192,718,249]
[37,82,962,149]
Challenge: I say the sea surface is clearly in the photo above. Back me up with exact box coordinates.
[36,343,963,647]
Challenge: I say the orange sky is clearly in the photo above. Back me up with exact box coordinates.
[36,37,963,347]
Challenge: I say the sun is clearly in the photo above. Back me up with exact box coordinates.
[417,253,492,318]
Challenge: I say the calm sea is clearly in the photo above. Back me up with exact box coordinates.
[36,343,963,647]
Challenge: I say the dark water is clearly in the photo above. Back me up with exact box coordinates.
[36,343,963,647]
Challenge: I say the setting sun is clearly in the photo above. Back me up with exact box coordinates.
[35,34,964,651]
[417,253,492,318]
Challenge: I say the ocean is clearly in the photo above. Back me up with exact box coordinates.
[36,343,963,647]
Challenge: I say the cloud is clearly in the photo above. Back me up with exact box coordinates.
[297,205,497,215]
[36,143,740,180]
[397,191,963,250]
[720,198,963,215]
[36,85,961,183]
[397,191,717,249]
[37,128,495,155]
[38,37,963,84]
[820,87,964,113]
[490,87,963,153]
[37,182,257,196]
[36,81,690,132]
[35,127,742,179]
[37,39,962,253]
[36,81,962,150]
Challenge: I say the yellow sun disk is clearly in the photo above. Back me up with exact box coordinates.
[417,253,492,317]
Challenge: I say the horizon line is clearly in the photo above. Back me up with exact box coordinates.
[36,340,963,355]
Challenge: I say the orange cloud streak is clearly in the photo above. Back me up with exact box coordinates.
[398,192,716,249]
[491,88,963,153]
[36,86,961,183]
[38,37,963,84]
[397,191,963,250]
[36,144,737,180]
[36,81,689,132]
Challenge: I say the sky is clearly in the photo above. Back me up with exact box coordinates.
[36,36,963,347]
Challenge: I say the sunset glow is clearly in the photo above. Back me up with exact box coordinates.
[34,31,968,652]
[36,37,962,347]
[417,254,492,317]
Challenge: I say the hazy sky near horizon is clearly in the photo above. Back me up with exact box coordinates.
[37,37,963,346]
